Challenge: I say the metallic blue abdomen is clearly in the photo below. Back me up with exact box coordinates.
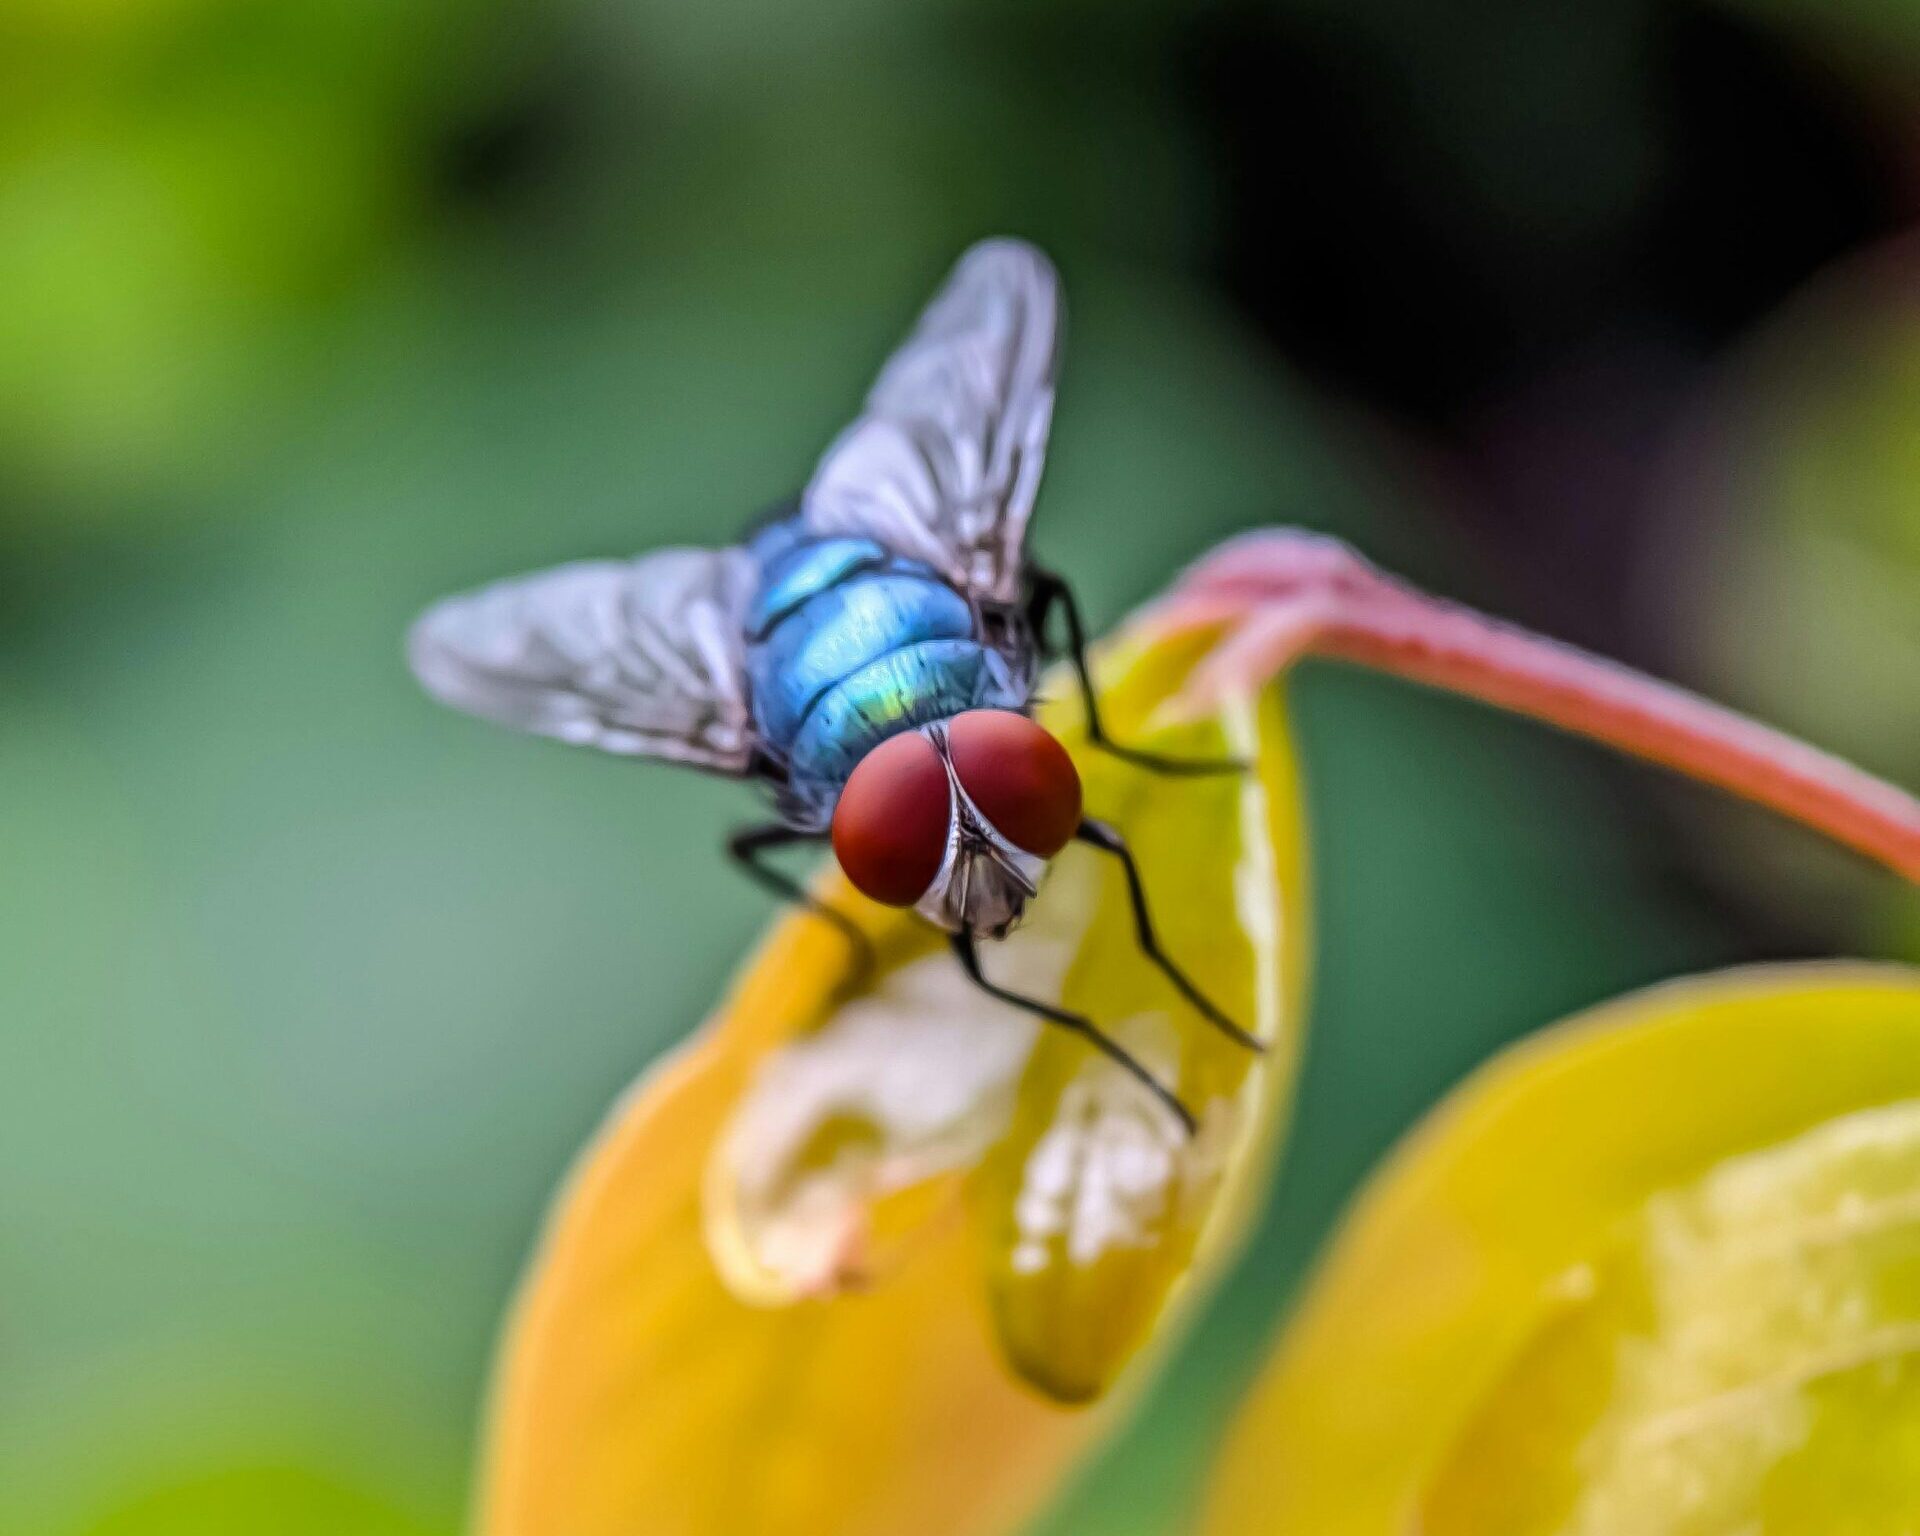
[746,535,890,638]
[745,522,1028,823]
[751,572,973,745]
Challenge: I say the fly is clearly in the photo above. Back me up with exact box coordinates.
[408,238,1257,1132]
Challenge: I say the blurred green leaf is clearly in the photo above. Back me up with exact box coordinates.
[0,0,527,516]
[1672,242,1920,945]
[1684,253,1920,783]
[71,1464,439,1536]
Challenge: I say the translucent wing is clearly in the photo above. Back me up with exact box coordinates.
[802,238,1061,604]
[408,547,758,773]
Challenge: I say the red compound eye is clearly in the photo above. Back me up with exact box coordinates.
[833,731,953,906]
[946,710,1081,858]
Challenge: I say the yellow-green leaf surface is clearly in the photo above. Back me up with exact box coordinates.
[979,632,1303,1402]
[1198,964,1920,1536]
[479,623,1308,1536]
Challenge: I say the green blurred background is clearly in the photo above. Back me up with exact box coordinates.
[4,1,1918,1531]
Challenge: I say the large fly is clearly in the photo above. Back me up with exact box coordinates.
[407,238,1256,1133]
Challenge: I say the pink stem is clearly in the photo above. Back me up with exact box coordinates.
[1155,531,1920,882]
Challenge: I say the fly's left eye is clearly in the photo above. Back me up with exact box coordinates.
[946,710,1081,858]
[832,732,953,906]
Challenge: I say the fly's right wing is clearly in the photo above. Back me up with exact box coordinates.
[802,238,1061,605]
[407,546,759,774]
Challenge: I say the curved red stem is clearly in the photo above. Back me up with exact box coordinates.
[1154,531,1920,882]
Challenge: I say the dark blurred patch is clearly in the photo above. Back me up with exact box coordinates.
[1184,0,1905,426]
[432,76,583,212]
[1184,7,1510,420]
[1646,4,1903,333]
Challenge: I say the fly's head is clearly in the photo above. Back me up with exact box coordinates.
[831,711,1082,941]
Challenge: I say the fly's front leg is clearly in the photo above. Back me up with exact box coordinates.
[727,822,876,986]
[1075,819,1262,1053]
[1026,565,1245,775]
[949,930,1196,1136]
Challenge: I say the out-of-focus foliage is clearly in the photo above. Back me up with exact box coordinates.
[0,0,533,517]
[1717,0,1920,98]
[1665,242,1920,940]
[1199,966,1920,1535]
[1680,246,1920,795]
[72,1465,438,1536]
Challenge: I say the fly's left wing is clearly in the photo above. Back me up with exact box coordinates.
[801,238,1061,605]
[408,546,758,773]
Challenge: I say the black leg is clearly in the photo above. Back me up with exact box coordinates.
[1076,818,1264,1054]
[949,930,1196,1136]
[727,823,876,985]
[1027,565,1245,776]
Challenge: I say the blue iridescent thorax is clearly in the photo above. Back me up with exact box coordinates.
[745,519,1030,824]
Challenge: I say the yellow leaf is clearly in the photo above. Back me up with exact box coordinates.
[1198,963,1920,1536]
[478,624,1308,1536]
[979,628,1306,1402]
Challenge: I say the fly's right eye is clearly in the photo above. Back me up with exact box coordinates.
[945,710,1081,858]
[832,732,953,906]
